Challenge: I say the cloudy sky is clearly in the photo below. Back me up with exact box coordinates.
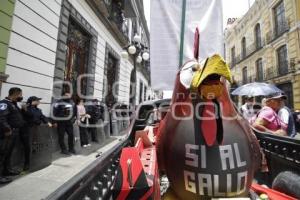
[143,0,255,29]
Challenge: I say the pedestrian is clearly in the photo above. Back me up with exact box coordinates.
[86,99,103,143]
[252,93,287,136]
[20,96,52,171]
[293,109,300,134]
[75,97,90,147]
[240,96,255,122]
[0,87,25,184]
[249,104,262,124]
[277,93,296,137]
[52,91,77,155]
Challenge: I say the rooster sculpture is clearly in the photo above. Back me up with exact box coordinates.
[111,54,297,200]
[156,54,261,199]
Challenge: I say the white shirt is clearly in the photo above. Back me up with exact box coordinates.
[240,103,255,122]
[278,107,289,124]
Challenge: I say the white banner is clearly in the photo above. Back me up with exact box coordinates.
[150,0,224,90]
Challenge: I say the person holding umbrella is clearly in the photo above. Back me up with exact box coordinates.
[240,96,255,122]
[252,93,287,136]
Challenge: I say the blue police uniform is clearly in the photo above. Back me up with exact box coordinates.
[86,101,103,142]
[52,99,77,154]
[20,102,49,170]
[0,98,24,182]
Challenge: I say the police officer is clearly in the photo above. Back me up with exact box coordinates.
[0,87,24,184]
[86,99,103,142]
[20,96,52,171]
[52,91,77,155]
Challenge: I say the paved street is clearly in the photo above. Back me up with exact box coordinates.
[0,135,127,200]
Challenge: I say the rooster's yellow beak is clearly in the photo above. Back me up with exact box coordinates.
[190,54,232,92]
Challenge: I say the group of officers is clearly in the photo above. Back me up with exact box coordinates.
[0,87,103,184]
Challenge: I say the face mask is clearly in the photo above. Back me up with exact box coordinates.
[16,97,23,102]
[199,84,223,99]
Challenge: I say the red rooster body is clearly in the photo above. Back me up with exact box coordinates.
[156,55,261,199]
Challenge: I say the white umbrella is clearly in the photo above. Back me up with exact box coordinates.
[231,82,283,96]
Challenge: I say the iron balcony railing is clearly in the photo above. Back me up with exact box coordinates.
[230,21,289,67]
[242,76,248,84]
[265,61,295,80]
[232,41,265,66]
[266,20,290,44]
[256,72,264,82]
[103,0,130,42]
[244,75,257,84]
[234,54,242,65]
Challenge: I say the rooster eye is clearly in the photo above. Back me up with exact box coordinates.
[179,61,198,89]
[192,66,197,72]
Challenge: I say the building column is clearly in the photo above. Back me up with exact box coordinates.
[0,0,15,93]
[293,74,300,109]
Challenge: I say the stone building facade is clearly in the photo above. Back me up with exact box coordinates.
[225,0,300,109]
[0,0,151,115]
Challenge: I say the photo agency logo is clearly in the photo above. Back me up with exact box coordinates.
[132,90,264,122]
[50,76,259,126]
[50,77,135,128]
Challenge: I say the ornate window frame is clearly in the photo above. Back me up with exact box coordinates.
[102,43,120,104]
[53,0,98,99]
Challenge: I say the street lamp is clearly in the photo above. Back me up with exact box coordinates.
[122,34,150,107]
[136,55,143,63]
[142,51,150,61]
[128,45,136,54]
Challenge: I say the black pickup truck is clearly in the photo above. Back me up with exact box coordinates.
[46,99,300,200]
[253,129,300,197]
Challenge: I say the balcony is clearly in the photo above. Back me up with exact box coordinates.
[231,41,265,67]
[265,61,295,80]
[87,0,132,45]
[234,54,241,65]
[256,72,264,82]
[266,20,290,44]
[105,0,130,41]
[247,75,260,83]
[242,76,249,84]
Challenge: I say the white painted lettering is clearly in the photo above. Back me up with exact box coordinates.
[200,145,206,169]
[219,145,235,170]
[198,173,212,196]
[185,144,199,167]
[234,143,246,167]
[213,175,225,196]
[237,171,248,194]
[184,170,196,194]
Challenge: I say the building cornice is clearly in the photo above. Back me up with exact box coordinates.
[135,0,150,42]
[225,0,267,38]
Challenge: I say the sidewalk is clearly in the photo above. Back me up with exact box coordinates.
[0,135,127,200]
